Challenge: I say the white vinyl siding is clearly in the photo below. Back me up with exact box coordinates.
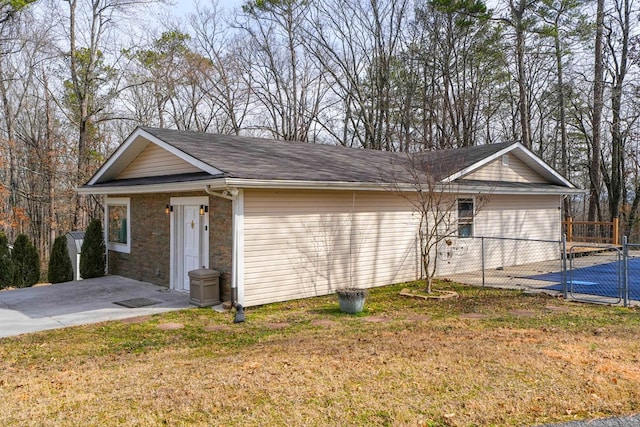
[240,189,562,306]
[242,190,420,307]
[435,194,562,276]
[116,143,201,180]
[466,155,547,183]
[475,194,561,239]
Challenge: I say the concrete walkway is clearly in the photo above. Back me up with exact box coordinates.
[0,276,192,338]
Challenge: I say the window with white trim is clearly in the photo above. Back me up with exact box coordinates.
[106,197,131,253]
[457,198,474,238]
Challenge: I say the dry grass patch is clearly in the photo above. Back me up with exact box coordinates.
[1,281,640,426]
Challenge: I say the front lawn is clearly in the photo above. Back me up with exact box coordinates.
[1,281,639,426]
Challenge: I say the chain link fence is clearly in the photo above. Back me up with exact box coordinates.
[440,236,563,291]
[440,235,640,307]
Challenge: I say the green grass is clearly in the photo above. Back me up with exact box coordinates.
[1,280,640,426]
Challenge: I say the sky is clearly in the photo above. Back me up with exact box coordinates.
[172,0,245,17]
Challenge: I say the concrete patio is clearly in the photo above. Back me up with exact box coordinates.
[0,276,193,338]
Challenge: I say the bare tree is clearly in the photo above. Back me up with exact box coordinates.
[237,0,327,141]
[188,3,251,134]
[404,0,502,150]
[494,0,539,149]
[304,0,409,149]
[129,30,191,128]
[0,5,78,266]
[61,0,158,228]
[388,152,489,293]
[602,0,635,223]
[534,0,590,217]
[0,0,38,240]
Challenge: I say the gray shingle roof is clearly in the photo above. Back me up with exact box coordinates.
[89,172,215,188]
[138,127,514,184]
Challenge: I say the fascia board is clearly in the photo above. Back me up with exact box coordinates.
[78,179,391,195]
[221,178,584,195]
[441,142,577,189]
[76,179,228,195]
[389,183,585,196]
[78,176,585,196]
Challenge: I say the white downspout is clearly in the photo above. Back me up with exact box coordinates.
[103,204,109,275]
[232,189,244,306]
[205,185,244,306]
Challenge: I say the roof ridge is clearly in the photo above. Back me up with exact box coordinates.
[140,125,516,156]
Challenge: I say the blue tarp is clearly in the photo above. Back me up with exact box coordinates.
[528,258,640,300]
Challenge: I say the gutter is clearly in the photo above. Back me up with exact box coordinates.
[204,185,235,200]
[78,176,585,197]
[75,180,224,195]
[221,178,585,196]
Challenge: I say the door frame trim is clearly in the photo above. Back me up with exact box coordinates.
[169,196,209,290]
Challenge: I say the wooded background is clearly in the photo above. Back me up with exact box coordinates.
[0,0,637,264]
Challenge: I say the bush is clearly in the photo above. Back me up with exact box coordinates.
[48,235,74,284]
[12,234,40,288]
[80,219,105,279]
[0,231,14,288]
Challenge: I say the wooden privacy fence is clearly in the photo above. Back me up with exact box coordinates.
[563,216,619,245]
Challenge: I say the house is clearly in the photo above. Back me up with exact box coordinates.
[77,127,582,307]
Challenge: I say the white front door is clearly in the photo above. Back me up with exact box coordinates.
[182,205,201,291]
[170,197,209,292]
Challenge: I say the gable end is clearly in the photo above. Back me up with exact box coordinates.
[116,143,201,180]
[463,154,548,184]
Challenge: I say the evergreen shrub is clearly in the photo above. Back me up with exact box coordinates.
[48,235,74,284]
[12,234,40,288]
[0,232,14,288]
[80,219,105,279]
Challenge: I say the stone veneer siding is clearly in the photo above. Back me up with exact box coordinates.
[209,195,233,302]
[107,192,233,302]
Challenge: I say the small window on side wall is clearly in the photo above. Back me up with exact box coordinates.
[457,198,474,238]
[106,197,130,253]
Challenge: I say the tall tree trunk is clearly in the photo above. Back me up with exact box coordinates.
[607,0,630,222]
[553,17,570,218]
[43,71,57,247]
[67,0,100,229]
[589,0,604,221]
[511,0,532,149]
